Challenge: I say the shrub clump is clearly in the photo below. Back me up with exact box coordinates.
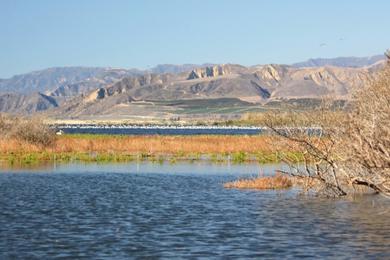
[0,114,56,147]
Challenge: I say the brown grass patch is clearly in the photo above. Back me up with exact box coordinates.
[0,135,280,155]
[0,133,305,164]
[224,174,293,190]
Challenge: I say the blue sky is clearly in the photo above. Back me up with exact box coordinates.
[0,0,389,78]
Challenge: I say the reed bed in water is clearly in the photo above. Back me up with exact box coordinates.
[1,135,277,154]
[0,135,303,164]
[224,174,293,190]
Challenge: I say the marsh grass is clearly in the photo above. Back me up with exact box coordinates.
[0,134,302,165]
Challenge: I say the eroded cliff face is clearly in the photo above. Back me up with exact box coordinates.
[187,65,230,80]
[252,64,289,88]
[83,73,174,103]
[285,66,372,97]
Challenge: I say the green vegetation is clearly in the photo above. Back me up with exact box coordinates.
[0,150,293,167]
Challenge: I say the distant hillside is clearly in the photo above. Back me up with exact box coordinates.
[0,65,213,96]
[292,55,385,68]
[47,63,379,119]
[0,55,385,119]
[150,64,214,74]
[0,55,382,95]
[0,67,143,95]
[0,92,58,114]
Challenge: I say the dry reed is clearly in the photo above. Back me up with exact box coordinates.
[0,135,280,155]
[224,174,293,190]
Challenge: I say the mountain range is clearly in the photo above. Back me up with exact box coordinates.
[0,55,386,121]
[292,55,384,68]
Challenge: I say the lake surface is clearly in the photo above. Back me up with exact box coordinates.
[57,125,323,136]
[59,126,265,135]
[0,162,389,258]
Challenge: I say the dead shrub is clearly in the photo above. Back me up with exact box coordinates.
[0,114,56,147]
[263,57,390,197]
[341,62,390,196]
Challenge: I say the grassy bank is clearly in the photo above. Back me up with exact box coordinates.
[0,134,303,165]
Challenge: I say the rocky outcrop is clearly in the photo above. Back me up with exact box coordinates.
[187,65,229,80]
[253,65,288,85]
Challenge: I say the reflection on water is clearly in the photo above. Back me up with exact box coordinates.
[0,160,284,176]
[0,162,389,258]
[0,160,56,172]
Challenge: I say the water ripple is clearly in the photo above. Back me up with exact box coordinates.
[0,166,389,258]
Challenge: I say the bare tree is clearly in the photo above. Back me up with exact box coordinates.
[265,56,390,197]
[341,60,390,196]
[264,106,348,197]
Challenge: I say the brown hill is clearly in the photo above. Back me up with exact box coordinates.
[47,63,381,120]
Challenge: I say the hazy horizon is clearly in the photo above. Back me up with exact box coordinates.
[0,53,386,79]
[1,0,389,78]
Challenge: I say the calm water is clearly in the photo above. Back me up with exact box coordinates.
[0,162,389,259]
[58,126,322,136]
[60,127,264,135]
